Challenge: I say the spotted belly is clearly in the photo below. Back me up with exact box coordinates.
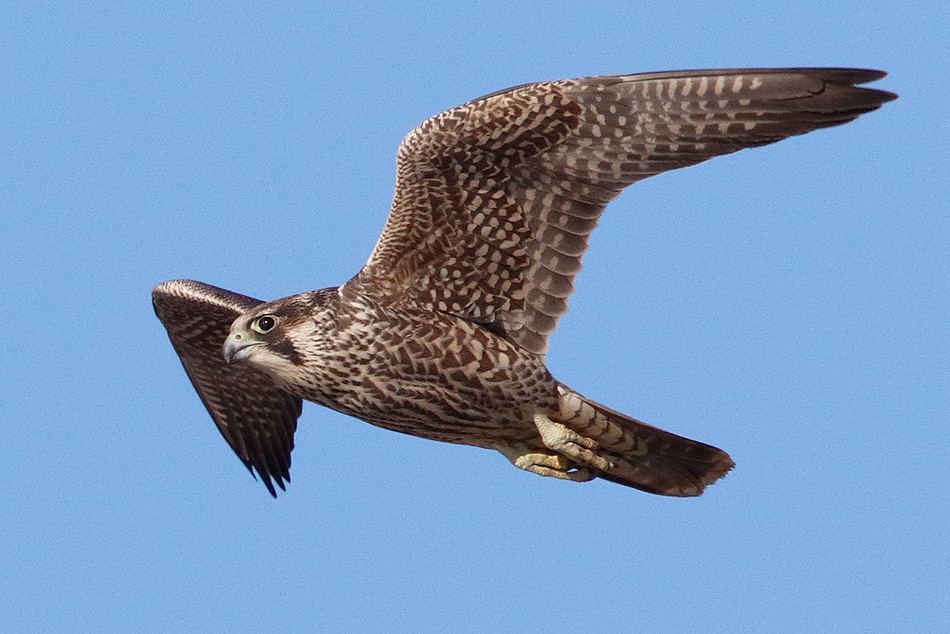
[296,303,560,448]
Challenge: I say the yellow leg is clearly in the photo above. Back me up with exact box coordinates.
[497,443,594,482]
[533,412,614,471]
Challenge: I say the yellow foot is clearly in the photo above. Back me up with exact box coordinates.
[533,412,614,471]
[497,444,594,482]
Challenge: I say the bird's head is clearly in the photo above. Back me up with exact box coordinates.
[223,299,309,373]
[222,288,340,390]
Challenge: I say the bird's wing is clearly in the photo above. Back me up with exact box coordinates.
[152,279,302,496]
[353,68,896,354]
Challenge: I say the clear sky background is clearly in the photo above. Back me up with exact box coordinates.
[2,2,947,632]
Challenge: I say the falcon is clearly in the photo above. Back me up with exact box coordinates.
[153,68,895,497]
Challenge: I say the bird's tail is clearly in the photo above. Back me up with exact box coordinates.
[555,383,734,496]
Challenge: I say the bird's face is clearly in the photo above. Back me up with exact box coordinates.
[223,305,305,374]
[221,289,339,395]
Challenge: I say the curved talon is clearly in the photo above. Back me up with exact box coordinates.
[514,453,594,482]
[497,444,595,482]
[533,412,614,471]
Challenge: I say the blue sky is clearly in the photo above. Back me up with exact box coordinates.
[2,2,947,632]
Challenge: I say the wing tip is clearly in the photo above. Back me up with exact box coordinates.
[246,462,290,498]
[822,68,897,108]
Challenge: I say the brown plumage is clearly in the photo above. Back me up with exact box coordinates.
[153,68,895,496]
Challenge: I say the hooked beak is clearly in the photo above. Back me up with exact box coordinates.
[223,332,263,364]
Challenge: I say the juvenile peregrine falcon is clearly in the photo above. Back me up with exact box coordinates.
[153,68,895,497]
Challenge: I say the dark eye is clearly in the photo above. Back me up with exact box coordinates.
[252,315,278,334]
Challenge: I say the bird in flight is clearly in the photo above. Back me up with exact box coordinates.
[153,68,895,497]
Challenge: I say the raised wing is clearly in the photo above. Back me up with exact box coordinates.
[152,279,302,496]
[353,68,896,354]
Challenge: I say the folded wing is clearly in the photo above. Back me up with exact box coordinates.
[152,279,302,496]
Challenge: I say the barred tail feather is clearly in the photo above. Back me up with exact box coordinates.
[556,384,734,496]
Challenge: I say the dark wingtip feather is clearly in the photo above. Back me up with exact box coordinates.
[245,461,288,498]
[802,67,888,85]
